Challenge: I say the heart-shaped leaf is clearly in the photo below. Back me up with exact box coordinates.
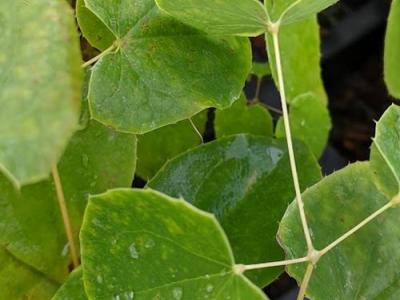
[215,95,273,138]
[0,106,136,283]
[276,93,331,158]
[0,0,82,187]
[266,0,339,24]
[52,268,87,300]
[80,0,251,134]
[279,105,400,298]
[149,134,321,286]
[136,111,207,180]
[80,189,268,299]
[384,0,400,98]
[155,0,268,36]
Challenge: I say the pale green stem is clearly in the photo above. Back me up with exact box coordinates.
[319,201,393,256]
[52,164,79,268]
[242,256,309,271]
[297,263,314,300]
[82,44,116,68]
[270,25,315,252]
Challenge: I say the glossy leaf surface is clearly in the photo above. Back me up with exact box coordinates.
[215,95,273,138]
[52,268,87,300]
[155,0,268,36]
[149,134,321,286]
[0,110,137,283]
[266,0,339,24]
[0,0,82,187]
[279,163,400,299]
[81,189,268,299]
[136,111,207,180]
[276,93,331,158]
[280,105,400,298]
[384,0,400,98]
[81,0,251,134]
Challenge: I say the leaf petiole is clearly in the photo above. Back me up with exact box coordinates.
[82,43,117,68]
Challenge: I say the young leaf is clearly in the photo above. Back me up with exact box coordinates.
[370,105,400,198]
[215,95,274,138]
[384,0,400,98]
[76,0,114,51]
[279,162,400,299]
[0,248,57,299]
[251,62,272,79]
[80,189,268,299]
[266,0,339,25]
[0,113,137,283]
[266,18,327,104]
[155,0,269,36]
[81,0,251,134]
[52,268,87,300]
[148,134,321,287]
[0,0,82,187]
[276,93,331,158]
[136,111,207,180]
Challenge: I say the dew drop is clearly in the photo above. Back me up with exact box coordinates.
[122,291,135,299]
[61,243,69,257]
[172,287,183,299]
[206,284,214,293]
[129,243,139,259]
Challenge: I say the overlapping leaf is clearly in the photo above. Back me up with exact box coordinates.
[79,0,251,134]
[80,189,268,299]
[52,268,87,300]
[279,105,400,298]
[276,93,331,158]
[155,0,268,36]
[0,104,137,285]
[266,0,339,24]
[0,0,82,187]
[215,95,273,138]
[136,111,207,180]
[149,134,321,286]
[384,0,400,98]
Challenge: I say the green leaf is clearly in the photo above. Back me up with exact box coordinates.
[80,189,268,299]
[76,0,114,51]
[0,111,137,283]
[136,111,207,180]
[276,93,331,158]
[148,134,321,286]
[251,62,272,79]
[266,0,339,24]
[82,0,251,134]
[384,0,400,98]
[0,248,57,299]
[52,268,87,300]
[155,0,268,36]
[266,18,327,104]
[370,105,400,198]
[279,162,400,299]
[215,95,273,138]
[0,0,82,187]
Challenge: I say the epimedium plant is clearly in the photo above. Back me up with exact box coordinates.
[1,0,400,300]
